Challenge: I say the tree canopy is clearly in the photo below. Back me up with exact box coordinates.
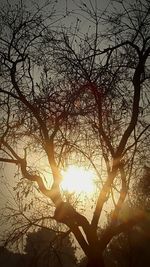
[0,228,77,267]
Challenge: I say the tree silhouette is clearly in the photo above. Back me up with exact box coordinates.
[24,228,77,267]
[0,1,150,267]
[104,209,150,267]
[0,246,27,267]
[0,228,77,267]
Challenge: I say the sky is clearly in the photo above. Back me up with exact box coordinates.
[0,0,110,19]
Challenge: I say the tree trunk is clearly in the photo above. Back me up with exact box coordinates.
[86,254,105,267]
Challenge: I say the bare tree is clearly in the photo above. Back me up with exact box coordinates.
[0,0,150,267]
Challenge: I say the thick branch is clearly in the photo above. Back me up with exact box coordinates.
[116,49,150,158]
[0,88,20,100]
[0,158,18,164]
[1,140,62,206]
[91,164,118,230]
[10,63,49,141]
[110,165,128,224]
[53,201,97,247]
[10,63,63,187]
[82,41,141,62]
[19,157,62,206]
[90,83,114,156]
[68,224,90,257]
[123,124,150,155]
[45,140,62,185]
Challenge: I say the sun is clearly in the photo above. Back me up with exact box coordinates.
[61,166,95,194]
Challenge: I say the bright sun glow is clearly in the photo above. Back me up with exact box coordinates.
[61,166,95,194]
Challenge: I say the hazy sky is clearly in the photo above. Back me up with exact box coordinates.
[0,0,110,16]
